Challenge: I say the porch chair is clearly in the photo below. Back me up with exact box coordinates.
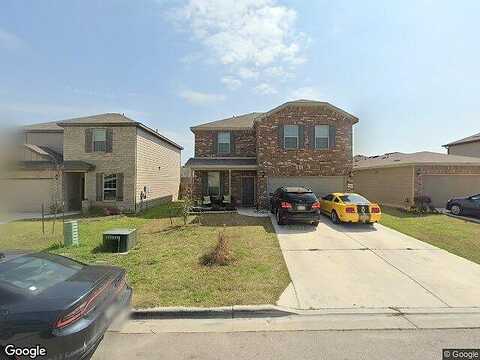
[202,196,212,206]
[222,194,231,205]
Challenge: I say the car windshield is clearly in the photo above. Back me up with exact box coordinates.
[339,194,370,204]
[0,253,84,295]
[285,192,318,202]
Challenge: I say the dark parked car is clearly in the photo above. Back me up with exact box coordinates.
[0,251,132,360]
[446,194,480,217]
[270,187,321,225]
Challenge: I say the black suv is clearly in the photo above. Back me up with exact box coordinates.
[270,187,321,225]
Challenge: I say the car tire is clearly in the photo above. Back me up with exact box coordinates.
[331,211,340,224]
[451,204,462,216]
[276,209,286,225]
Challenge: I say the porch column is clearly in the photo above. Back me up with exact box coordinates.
[228,169,232,196]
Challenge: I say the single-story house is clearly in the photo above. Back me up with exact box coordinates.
[353,151,480,208]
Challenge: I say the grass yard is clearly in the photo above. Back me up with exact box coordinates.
[380,207,480,264]
[0,204,290,308]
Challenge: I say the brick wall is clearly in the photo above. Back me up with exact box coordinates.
[63,126,137,212]
[194,130,256,157]
[255,104,355,206]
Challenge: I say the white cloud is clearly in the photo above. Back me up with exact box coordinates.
[172,0,308,92]
[178,89,226,105]
[254,83,277,95]
[0,28,25,50]
[221,76,242,90]
[289,86,322,100]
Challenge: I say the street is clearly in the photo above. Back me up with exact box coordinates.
[93,328,480,360]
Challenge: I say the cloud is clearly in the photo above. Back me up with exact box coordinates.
[289,86,322,100]
[172,0,308,91]
[0,28,25,50]
[178,89,226,105]
[221,76,242,90]
[254,83,278,95]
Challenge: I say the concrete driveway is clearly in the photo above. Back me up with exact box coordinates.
[273,216,480,311]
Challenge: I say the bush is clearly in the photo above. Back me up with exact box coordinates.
[412,195,434,213]
[200,227,231,266]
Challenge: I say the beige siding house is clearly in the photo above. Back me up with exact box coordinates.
[2,113,182,214]
[353,152,480,208]
[444,132,480,158]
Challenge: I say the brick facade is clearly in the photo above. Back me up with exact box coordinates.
[194,130,256,157]
[190,102,357,208]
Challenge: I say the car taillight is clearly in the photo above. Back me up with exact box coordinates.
[55,279,112,329]
[345,207,356,213]
[371,207,381,213]
[281,202,292,209]
[311,202,321,209]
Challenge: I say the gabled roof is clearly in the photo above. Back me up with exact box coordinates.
[444,132,480,147]
[190,100,359,132]
[24,144,63,162]
[190,112,263,131]
[354,151,480,170]
[22,113,183,150]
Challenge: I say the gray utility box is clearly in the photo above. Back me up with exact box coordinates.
[102,228,137,253]
[64,221,79,247]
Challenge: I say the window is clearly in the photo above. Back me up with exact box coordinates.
[315,125,329,149]
[103,174,117,201]
[207,172,220,196]
[322,194,334,201]
[334,197,340,203]
[284,125,298,149]
[93,129,107,152]
[218,132,230,154]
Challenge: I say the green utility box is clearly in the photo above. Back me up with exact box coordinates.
[102,228,137,253]
[64,220,79,247]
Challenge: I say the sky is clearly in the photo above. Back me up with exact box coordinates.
[1,0,480,164]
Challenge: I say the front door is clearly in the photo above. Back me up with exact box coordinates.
[241,177,255,207]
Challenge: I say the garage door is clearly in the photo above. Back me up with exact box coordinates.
[423,175,480,208]
[267,176,346,199]
[0,179,54,213]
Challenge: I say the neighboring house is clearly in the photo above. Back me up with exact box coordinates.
[2,113,182,213]
[444,132,480,158]
[353,151,480,208]
[185,100,358,208]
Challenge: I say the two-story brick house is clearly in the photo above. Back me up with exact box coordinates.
[185,100,359,208]
[2,113,182,213]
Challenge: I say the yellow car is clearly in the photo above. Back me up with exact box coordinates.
[320,193,382,224]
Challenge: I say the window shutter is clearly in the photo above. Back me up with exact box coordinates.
[116,173,124,201]
[201,173,208,195]
[329,125,336,149]
[298,125,305,149]
[106,128,113,153]
[230,132,235,155]
[309,126,315,149]
[85,129,93,153]
[212,133,218,155]
[278,124,284,149]
[96,173,103,201]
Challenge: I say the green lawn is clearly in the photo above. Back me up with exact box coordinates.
[0,204,290,308]
[380,207,480,264]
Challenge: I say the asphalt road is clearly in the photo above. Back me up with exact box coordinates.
[93,328,480,360]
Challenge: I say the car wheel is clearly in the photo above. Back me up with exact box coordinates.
[331,211,340,224]
[451,204,462,216]
[276,209,286,225]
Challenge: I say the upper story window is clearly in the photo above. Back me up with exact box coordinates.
[315,125,329,149]
[284,125,299,149]
[103,174,117,201]
[93,129,107,152]
[217,132,231,154]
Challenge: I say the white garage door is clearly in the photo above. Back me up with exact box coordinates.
[0,179,54,213]
[267,176,346,199]
[423,175,480,208]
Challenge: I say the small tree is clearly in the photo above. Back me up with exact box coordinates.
[200,225,231,266]
[182,193,194,225]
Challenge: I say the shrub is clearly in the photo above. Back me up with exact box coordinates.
[413,195,433,213]
[104,207,122,216]
[200,226,231,266]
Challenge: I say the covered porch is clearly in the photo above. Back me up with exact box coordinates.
[185,158,258,208]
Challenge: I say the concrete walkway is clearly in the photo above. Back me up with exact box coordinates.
[272,215,480,311]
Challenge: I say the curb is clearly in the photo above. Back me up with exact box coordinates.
[131,305,296,320]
